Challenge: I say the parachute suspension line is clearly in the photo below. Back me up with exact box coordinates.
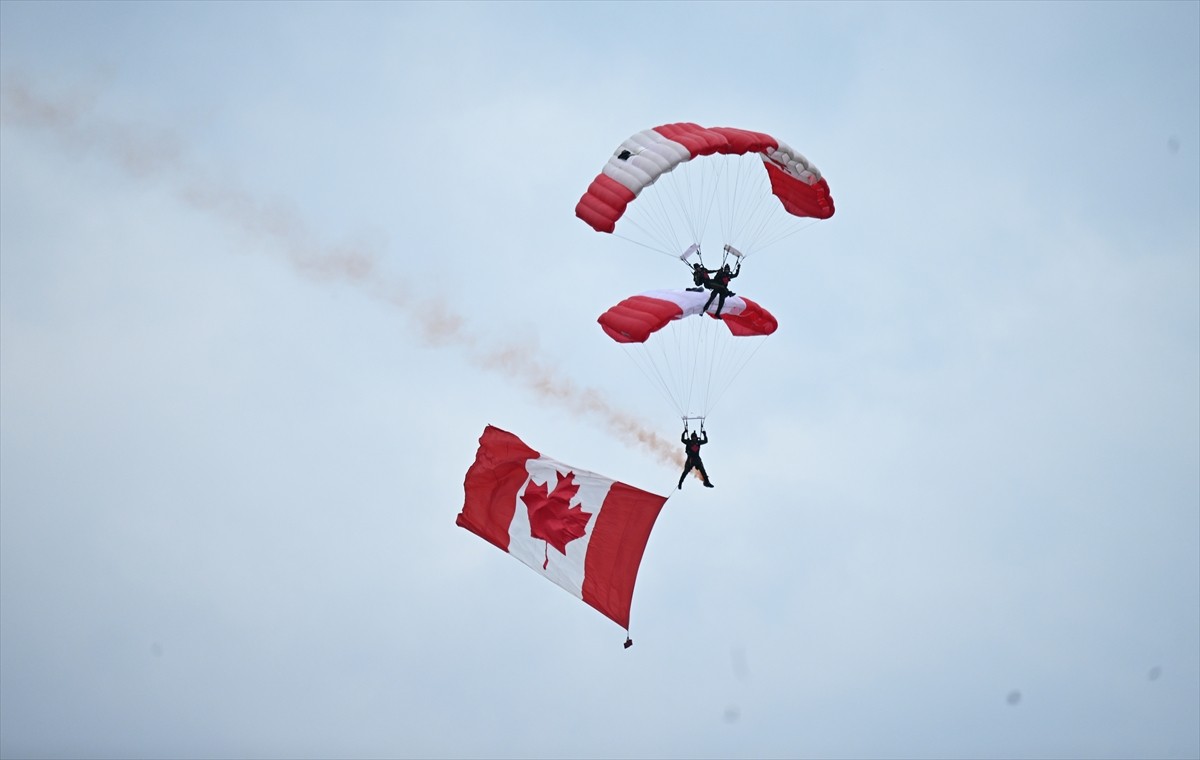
[713,155,737,249]
[744,177,815,254]
[616,311,768,425]
[666,160,701,250]
[679,311,705,419]
[675,316,697,417]
[620,314,696,418]
[698,327,722,419]
[625,188,683,256]
[650,169,696,253]
[687,314,709,417]
[688,312,770,420]
[640,155,731,258]
[698,155,728,244]
[707,316,742,414]
[616,152,822,262]
[691,154,814,260]
[689,312,721,419]
[674,160,698,246]
[670,314,703,418]
[726,154,757,245]
[721,156,773,255]
[731,337,770,403]
[666,316,692,415]
[707,335,771,416]
[751,218,823,256]
[695,156,727,248]
[717,154,755,251]
[693,313,716,414]
[620,342,684,419]
[611,228,677,258]
[678,317,696,416]
[614,165,692,256]
[748,161,787,250]
[734,163,782,252]
[700,315,721,416]
[655,163,701,249]
[739,201,780,256]
[678,311,724,421]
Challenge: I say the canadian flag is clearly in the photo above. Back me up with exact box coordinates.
[456,425,668,632]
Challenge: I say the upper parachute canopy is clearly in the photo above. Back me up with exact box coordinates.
[576,123,835,235]
[598,289,778,344]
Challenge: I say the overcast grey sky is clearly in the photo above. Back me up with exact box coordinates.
[2,2,1198,759]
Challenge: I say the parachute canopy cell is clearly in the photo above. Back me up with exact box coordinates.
[598,289,778,344]
[575,122,835,235]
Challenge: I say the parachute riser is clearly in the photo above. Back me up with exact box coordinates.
[679,242,746,272]
[720,243,746,269]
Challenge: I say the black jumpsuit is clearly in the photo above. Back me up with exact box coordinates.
[703,265,738,317]
[678,431,713,489]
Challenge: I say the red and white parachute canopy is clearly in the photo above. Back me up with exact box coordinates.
[597,289,778,421]
[598,289,777,343]
[576,123,834,260]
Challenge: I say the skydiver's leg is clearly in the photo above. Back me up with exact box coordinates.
[678,461,694,489]
[712,288,732,317]
[704,289,719,313]
[697,460,713,487]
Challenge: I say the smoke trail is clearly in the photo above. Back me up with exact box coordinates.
[0,77,683,469]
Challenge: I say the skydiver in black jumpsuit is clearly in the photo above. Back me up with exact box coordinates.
[687,262,715,292]
[678,429,714,489]
[703,262,740,317]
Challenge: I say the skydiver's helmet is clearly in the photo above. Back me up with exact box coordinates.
[690,431,699,440]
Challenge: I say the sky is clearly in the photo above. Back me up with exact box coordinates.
[1,1,1197,759]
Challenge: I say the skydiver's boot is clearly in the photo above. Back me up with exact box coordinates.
[704,480,714,488]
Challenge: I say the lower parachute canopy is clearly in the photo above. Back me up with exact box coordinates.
[597,289,778,420]
[598,289,777,343]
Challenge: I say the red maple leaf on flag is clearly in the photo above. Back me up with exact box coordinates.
[521,471,593,568]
